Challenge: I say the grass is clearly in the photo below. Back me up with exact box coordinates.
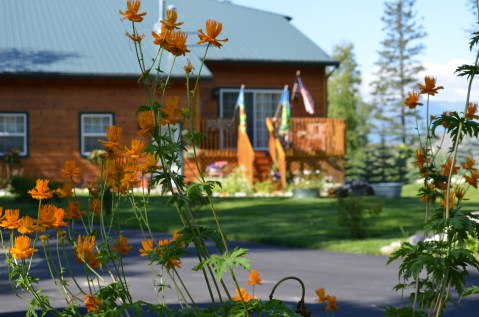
[2,183,479,255]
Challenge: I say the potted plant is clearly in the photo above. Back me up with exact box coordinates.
[291,169,323,198]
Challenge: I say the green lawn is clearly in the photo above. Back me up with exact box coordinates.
[2,183,479,255]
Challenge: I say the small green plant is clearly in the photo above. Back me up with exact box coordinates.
[217,167,253,195]
[337,196,382,239]
[253,180,276,194]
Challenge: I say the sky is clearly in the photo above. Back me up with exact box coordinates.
[231,0,478,111]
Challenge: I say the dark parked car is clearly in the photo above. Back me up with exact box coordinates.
[328,180,375,198]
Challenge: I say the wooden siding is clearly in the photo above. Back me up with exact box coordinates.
[0,77,186,184]
[200,63,327,119]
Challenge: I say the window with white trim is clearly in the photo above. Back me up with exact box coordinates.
[80,113,113,156]
[219,88,282,150]
[0,113,28,156]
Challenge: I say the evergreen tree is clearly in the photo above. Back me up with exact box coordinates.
[328,42,370,169]
[371,0,426,145]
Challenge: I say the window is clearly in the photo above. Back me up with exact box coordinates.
[0,112,28,156]
[219,88,282,150]
[80,113,114,156]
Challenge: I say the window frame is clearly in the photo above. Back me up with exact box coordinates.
[0,112,29,157]
[79,112,114,157]
[218,88,282,150]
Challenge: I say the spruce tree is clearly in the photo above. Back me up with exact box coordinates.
[328,42,370,171]
[371,0,426,145]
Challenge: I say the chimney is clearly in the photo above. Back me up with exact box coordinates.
[152,0,166,33]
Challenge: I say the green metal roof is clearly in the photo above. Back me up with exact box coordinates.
[0,0,338,78]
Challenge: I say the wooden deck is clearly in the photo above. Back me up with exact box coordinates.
[183,117,345,186]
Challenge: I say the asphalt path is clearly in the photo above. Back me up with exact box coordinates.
[1,228,478,316]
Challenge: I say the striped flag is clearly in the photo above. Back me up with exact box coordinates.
[292,71,315,115]
[237,85,247,134]
[279,86,291,134]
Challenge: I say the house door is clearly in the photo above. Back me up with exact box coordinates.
[219,88,282,150]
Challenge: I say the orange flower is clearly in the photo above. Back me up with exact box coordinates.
[184,60,194,75]
[441,191,456,209]
[88,198,102,216]
[315,288,329,304]
[125,139,146,159]
[139,239,154,256]
[17,216,36,235]
[465,102,479,120]
[325,295,340,311]
[61,160,81,178]
[417,76,444,96]
[65,201,84,219]
[464,169,479,189]
[84,294,103,313]
[120,165,141,189]
[98,125,123,154]
[404,91,423,109]
[161,96,183,125]
[119,0,146,23]
[0,206,3,220]
[139,153,161,174]
[8,235,37,259]
[161,9,183,30]
[152,25,172,50]
[247,269,262,285]
[461,157,476,171]
[197,19,228,48]
[125,31,145,43]
[232,288,255,302]
[87,183,100,198]
[441,158,459,176]
[172,230,182,241]
[137,111,157,138]
[166,30,190,56]
[39,234,49,242]
[454,187,468,201]
[415,148,426,169]
[28,179,54,200]
[56,182,74,198]
[419,184,438,203]
[0,209,20,230]
[36,204,67,231]
[75,235,101,268]
[112,236,132,255]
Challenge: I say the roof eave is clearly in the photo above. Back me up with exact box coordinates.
[204,59,340,67]
[0,72,213,80]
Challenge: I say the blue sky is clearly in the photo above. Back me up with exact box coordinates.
[232,0,478,109]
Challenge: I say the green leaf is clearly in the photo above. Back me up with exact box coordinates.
[455,64,479,80]
[461,286,479,300]
[469,31,479,50]
[194,247,250,280]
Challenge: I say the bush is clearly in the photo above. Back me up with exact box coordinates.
[217,167,253,195]
[9,176,63,203]
[337,196,382,239]
[253,180,276,194]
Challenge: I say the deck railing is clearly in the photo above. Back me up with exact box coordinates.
[199,119,238,150]
[266,117,346,188]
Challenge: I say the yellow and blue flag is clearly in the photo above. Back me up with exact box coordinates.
[237,85,247,134]
[279,86,291,134]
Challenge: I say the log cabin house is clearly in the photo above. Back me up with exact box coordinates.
[0,0,345,188]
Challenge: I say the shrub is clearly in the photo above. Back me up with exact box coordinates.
[9,176,63,203]
[337,196,382,239]
[219,167,253,195]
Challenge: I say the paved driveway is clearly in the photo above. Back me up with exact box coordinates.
[1,229,478,316]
